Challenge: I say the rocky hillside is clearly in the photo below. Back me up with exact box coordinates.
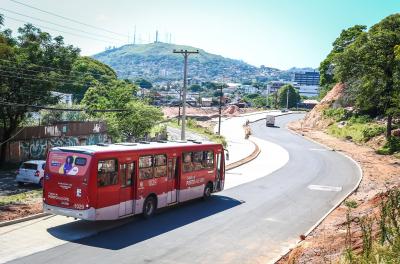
[301,83,345,129]
[93,42,279,83]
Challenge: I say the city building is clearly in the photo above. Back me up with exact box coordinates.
[293,70,320,97]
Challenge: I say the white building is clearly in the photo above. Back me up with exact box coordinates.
[51,91,73,106]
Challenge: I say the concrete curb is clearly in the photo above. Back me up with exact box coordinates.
[226,139,261,171]
[269,123,363,264]
[0,212,50,228]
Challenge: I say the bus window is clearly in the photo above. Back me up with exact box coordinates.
[203,151,214,169]
[154,154,167,178]
[97,159,118,187]
[126,162,134,185]
[183,152,193,172]
[192,152,203,171]
[120,162,135,186]
[139,156,153,180]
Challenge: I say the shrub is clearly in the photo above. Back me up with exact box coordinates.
[377,137,400,155]
[323,107,350,121]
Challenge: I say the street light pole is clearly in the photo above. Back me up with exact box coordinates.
[173,49,199,140]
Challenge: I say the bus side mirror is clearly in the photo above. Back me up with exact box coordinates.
[225,152,229,161]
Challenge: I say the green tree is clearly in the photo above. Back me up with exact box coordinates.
[81,80,163,141]
[135,78,152,89]
[0,17,80,164]
[319,25,366,98]
[335,14,400,139]
[277,84,300,108]
[114,101,163,141]
[61,56,117,101]
[189,84,202,92]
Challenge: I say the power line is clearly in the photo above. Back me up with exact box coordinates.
[0,69,84,84]
[0,101,128,112]
[0,64,97,84]
[0,7,125,42]
[0,58,118,80]
[10,0,128,38]
[4,15,121,44]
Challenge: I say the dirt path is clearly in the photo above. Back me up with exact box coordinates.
[278,121,400,263]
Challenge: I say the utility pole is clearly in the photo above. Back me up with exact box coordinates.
[173,49,199,140]
[178,85,182,125]
[266,84,270,108]
[286,87,289,109]
[218,84,223,135]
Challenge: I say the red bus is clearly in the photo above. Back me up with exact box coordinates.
[43,141,225,220]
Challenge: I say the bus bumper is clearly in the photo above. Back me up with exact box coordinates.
[43,203,96,221]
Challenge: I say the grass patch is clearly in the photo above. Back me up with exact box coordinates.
[168,118,227,147]
[327,122,385,143]
[0,190,42,206]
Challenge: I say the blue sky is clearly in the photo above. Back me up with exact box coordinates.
[1,0,399,69]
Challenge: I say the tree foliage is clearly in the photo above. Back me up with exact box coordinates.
[0,16,80,163]
[277,84,300,108]
[319,25,366,98]
[334,14,400,139]
[81,80,163,141]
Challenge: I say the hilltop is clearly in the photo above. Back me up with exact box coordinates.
[92,42,278,83]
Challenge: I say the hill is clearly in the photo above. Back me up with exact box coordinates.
[93,42,265,83]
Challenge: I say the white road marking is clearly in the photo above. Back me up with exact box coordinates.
[309,148,328,151]
[308,185,342,192]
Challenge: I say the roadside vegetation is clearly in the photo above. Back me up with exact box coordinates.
[0,189,42,207]
[342,188,400,263]
[168,118,227,147]
[322,108,400,156]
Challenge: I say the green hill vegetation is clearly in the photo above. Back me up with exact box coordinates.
[93,42,261,83]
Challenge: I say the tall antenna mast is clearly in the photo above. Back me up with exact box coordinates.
[133,25,136,44]
[155,30,159,43]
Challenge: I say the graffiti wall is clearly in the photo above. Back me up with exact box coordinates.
[19,133,108,161]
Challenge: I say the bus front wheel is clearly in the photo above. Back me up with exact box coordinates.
[143,196,157,218]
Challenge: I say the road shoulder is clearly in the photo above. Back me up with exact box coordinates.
[277,122,400,263]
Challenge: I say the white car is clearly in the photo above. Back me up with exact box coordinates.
[16,160,46,187]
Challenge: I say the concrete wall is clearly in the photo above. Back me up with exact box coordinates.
[2,122,108,163]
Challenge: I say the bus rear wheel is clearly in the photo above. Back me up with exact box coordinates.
[203,183,212,199]
[143,196,156,218]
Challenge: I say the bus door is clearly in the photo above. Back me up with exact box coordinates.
[167,157,178,204]
[118,162,135,217]
[215,151,225,191]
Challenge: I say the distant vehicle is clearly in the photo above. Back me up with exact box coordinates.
[281,109,288,113]
[16,160,46,187]
[265,115,275,127]
[168,100,182,107]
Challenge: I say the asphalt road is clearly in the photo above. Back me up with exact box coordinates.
[9,114,361,264]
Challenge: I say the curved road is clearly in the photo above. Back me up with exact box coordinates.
[9,114,361,264]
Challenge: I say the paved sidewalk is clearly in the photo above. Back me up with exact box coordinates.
[214,110,283,165]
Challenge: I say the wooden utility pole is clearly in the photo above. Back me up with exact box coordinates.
[173,49,199,140]
[218,84,223,135]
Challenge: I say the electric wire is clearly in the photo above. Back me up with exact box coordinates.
[4,15,121,44]
[10,0,128,38]
[0,8,125,42]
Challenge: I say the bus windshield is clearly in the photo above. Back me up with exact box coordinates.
[48,151,91,177]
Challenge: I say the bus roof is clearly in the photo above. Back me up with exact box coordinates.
[51,141,221,155]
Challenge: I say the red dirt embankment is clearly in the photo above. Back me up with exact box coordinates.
[279,83,400,263]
